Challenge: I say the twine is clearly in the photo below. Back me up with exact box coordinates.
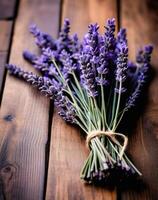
[86,130,128,159]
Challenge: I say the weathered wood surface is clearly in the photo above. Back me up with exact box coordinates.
[0,0,157,199]
[46,0,117,199]
[121,0,158,199]
[0,0,17,19]
[0,21,13,96]
[0,0,60,199]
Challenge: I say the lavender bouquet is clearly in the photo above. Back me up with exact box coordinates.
[6,18,153,185]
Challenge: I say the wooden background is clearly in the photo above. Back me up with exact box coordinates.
[0,0,158,199]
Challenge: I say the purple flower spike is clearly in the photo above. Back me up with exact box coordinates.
[144,45,153,54]
[115,27,128,82]
[29,24,55,49]
[80,51,98,97]
[59,19,70,39]
[87,23,100,50]
[95,18,117,86]
[6,64,56,99]
[117,28,127,44]
[60,50,79,80]
[125,45,153,110]
[104,18,116,50]
[57,19,71,52]
[29,24,40,37]
[115,41,128,93]
[79,23,100,96]
[23,50,38,64]
[55,89,77,124]
[127,61,137,78]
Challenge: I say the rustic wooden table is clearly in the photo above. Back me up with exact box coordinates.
[0,0,158,199]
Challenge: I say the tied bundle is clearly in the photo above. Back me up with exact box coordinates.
[6,18,153,185]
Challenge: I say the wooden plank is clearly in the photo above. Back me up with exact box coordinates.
[120,0,158,199]
[0,21,13,94]
[0,0,60,199]
[0,52,8,95]
[0,21,13,52]
[46,0,118,199]
[0,0,17,19]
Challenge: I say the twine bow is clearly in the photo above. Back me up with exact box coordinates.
[86,130,128,159]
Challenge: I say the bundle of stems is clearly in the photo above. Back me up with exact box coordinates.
[6,18,153,185]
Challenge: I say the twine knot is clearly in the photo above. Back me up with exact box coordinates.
[86,130,128,159]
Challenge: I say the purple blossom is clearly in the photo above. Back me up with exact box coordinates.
[115,43,128,82]
[23,50,38,64]
[56,19,71,53]
[70,34,80,54]
[23,49,53,78]
[7,19,153,114]
[96,19,116,86]
[56,19,80,55]
[25,19,81,81]
[80,48,98,97]
[79,23,101,97]
[117,28,127,44]
[125,45,153,110]
[60,50,79,80]
[115,30,128,93]
[29,24,55,49]
[104,18,116,51]
[33,54,50,73]
[54,89,77,123]
[86,23,100,51]
[127,61,137,78]
[6,64,56,99]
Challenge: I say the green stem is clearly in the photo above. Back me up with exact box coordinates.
[124,154,142,176]
[112,80,122,131]
[110,81,118,128]
[92,97,101,130]
[71,73,90,110]
[52,59,90,130]
[101,83,109,130]
[113,109,126,132]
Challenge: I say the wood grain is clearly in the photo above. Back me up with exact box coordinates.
[0,0,60,199]
[0,0,17,19]
[46,0,118,199]
[120,0,158,199]
[0,21,13,95]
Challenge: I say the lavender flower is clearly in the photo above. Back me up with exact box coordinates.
[60,50,79,80]
[104,18,116,52]
[33,54,50,74]
[55,90,77,123]
[79,24,101,97]
[86,23,100,50]
[117,28,127,44]
[6,64,56,99]
[30,24,55,49]
[115,30,128,93]
[70,34,80,54]
[80,47,98,97]
[125,45,153,110]
[127,61,137,78]
[115,43,128,83]
[96,19,116,86]
[24,19,81,81]
[59,19,70,41]
[56,19,71,53]
[23,50,38,64]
